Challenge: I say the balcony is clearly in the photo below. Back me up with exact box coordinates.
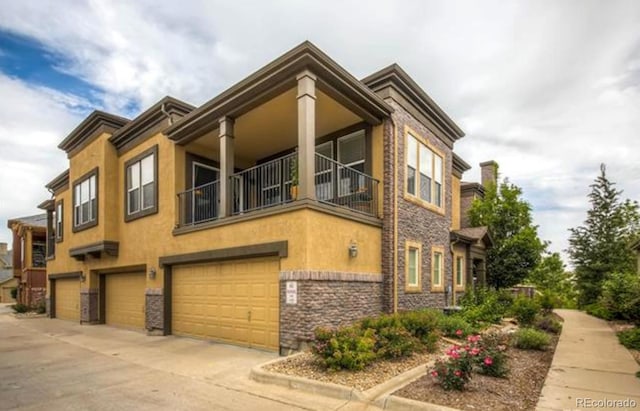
[176,152,379,227]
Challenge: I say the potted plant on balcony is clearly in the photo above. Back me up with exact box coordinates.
[290,157,299,200]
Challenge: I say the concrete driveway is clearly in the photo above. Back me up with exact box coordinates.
[0,311,364,411]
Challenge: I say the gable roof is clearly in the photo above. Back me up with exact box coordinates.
[0,269,13,283]
[166,41,393,144]
[109,96,194,153]
[362,64,465,147]
[58,111,130,156]
[451,226,493,248]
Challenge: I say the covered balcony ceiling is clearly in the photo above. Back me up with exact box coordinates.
[184,87,363,164]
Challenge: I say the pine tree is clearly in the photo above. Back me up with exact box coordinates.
[469,174,546,289]
[567,164,640,306]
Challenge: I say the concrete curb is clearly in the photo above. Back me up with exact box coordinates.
[363,361,431,401]
[381,395,461,411]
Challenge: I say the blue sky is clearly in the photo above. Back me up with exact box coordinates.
[0,0,639,267]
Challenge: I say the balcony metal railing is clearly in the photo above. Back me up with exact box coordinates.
[314,153,379,217]
[231,152,297,215]
[176,151,380,227]
[177,180,220,226]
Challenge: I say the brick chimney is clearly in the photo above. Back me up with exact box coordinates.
[0,242,7,256]
[480,161,498,188]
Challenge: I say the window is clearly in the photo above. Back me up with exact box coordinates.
[431,247,444,291]
[125,146,158,222]
[55,200,63,242]
[406,132,444,210]
[405,241,422,291]
[73,168,98,232]
[455,255,465,289]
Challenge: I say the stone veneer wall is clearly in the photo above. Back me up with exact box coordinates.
[279,271,383,351]
[80,288,99,323]
[383,101,454,311]
[145,288,164,335]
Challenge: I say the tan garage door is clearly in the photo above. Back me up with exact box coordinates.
[172,258,279,351]
[55,278,80,321]
[105,272,146,329]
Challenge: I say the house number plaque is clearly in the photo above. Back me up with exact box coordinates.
[286,281,297,304]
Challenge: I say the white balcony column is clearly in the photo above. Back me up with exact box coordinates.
[219,116,235,218]
[297,70,317,200]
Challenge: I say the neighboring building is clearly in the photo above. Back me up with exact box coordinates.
[42,41,490,354]
[6,216,47,306]
[0,242,17,303]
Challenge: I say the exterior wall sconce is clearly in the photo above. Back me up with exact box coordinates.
[148,268,156,280]
[79,272,86,282]
[349,241,358,258]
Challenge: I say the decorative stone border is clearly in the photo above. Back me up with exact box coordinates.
[279,271,382,282]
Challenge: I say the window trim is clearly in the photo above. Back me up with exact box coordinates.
[405,240,422,292]
[431,246,445,292]
[55,199,64,243]
[404,126,446,215]
[124,145,159,222]
[454,253,465,291]
[72,167,99,233]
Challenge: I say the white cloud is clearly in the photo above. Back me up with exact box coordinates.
[0,0,639,265]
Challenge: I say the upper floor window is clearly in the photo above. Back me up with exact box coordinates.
[73,168,98,232]
[406,133,444,210]
[125,145,158,221]
[55,200,63,242]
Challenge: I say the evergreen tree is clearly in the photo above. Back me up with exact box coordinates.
[469,172,546,289]
[567,164,640,306]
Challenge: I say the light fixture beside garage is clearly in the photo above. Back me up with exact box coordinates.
[79,272,86,282]
[148,268,156,280]
[349,241,358,258]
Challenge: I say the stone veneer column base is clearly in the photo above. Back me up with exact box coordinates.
[145,288,164,335]
[279,271,383,352]
[80,288,99,324]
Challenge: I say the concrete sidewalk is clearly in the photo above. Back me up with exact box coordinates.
[537,309,640,411]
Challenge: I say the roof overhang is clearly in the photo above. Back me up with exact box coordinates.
[451,227,493,248]
[37,199,55,211]
[58,111,129,157]
[461,182,485,198]
[166,41,393,145]
[45,169,69,194]
[109,96,194,154]
[362,64,465,148]
[453,153,472,178]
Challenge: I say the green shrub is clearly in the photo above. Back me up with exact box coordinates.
[475,332,509,378]
[36,302,46,315]
[312,326,377,371]
[398,309,441,352]
[10,287,17,299]
[459,288,510,325]
[11,303,29,313]
[376,325,418,359]
[585,302,613,320]
[536,291,556,313]
[535,315,563,334]
[438,316,476,338]
[511,297,541,326]
[513,328,551,350]
[617,328,640,350]
[601,272,640,323]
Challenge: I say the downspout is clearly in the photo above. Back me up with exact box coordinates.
[390,117,399,314]
[161,103,173,125]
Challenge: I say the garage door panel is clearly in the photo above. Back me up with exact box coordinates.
[172,258,279,351]
[105,272,145,330]
[55,279,80,321]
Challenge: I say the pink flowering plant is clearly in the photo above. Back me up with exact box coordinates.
[431,333,509,390]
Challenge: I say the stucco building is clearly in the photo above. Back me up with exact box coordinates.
[41,42,490,354]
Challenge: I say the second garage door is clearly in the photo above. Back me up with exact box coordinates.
[105,272,146,329]
[172,258,279,351]
[55,278,80,321]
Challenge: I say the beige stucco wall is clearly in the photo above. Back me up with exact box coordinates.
[451,175,461,230]
[47,131,382,294]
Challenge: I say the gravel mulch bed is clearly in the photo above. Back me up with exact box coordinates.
[394,334,559,411]
[12,312,47,319]
[264,342,447,391]
[609,321,640,365]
